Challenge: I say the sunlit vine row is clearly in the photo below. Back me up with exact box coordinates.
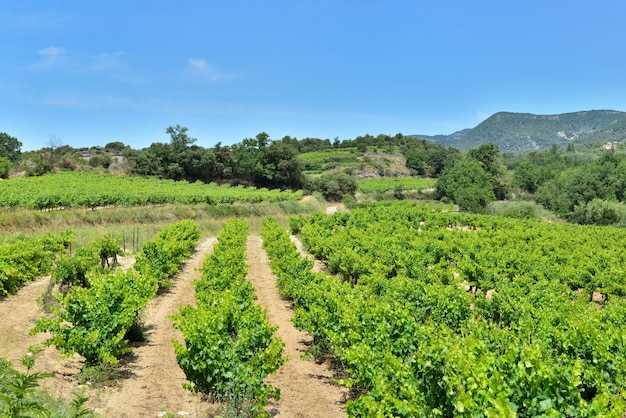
[34,220,201,365]
[173,219,285,417]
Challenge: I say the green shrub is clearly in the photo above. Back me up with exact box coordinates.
[309,172,357,202]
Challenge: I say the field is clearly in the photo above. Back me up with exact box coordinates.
[3,188,626,416]
[356,177,436,193]
[272,201,626,416]
[298,148,411,177]
[0,171,302,209]
[298,149,362,173]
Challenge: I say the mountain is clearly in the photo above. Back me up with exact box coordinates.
[413,129,472,148]
[414,110,626,153]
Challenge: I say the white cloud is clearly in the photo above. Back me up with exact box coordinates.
[186,59,239,83]
[28,47,135,81]
[86,52,126,72]
[31,94,137,111]
[38,46,66,57]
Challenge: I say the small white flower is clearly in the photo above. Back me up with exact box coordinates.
[177,412,190,416]
[26,352,33,357]
[157,412,167,417]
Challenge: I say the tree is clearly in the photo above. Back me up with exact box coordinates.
[0,157,11,178]
[513,161,541,193]
[0,132,22,163]
[104,141,127,153]
[166,125,197,149]
[43,135,62,171]
[257,142,305,189]
[178,146,217,183]
[468,143,501,177]
[436,160,495,213]
[310,172,358,202]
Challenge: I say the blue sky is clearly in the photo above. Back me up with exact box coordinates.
[1,1,625,151]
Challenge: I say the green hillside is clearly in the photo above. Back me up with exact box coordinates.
[416,110,626,153]
[578,113,626,146]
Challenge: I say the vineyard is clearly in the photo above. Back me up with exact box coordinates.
[33,220,201,365]
[0,231,70,296]
[173,219,285,416]
[0,172,302,210]
[266,201,626,416]
[3,198,626,416]
[356,177,436,194]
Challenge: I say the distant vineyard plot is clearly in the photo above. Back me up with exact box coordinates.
[357,177,436,193]
[0,172,302,210]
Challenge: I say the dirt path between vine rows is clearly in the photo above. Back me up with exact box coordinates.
[0,255,136,401]
[0,275,80,388]
[246,234,348,417]
[94,237,219,417]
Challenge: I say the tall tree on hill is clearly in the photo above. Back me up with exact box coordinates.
[167,125,197,149]
[0,132,22,163]
[468,143,509,199]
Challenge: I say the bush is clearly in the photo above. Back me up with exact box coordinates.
[0,157,11,179]
[569,198,626,225]
[309,172,358,202]
[436,160,495,213]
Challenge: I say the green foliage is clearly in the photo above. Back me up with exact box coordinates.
[570,198,626,225]
[512,160,541,193]
[53,234,123,293]
[356,177,436,194]
[0,351,94,417]
[53,251,97,292]
[35,270,154,365]
[298,150,360,172]
[0,156,11,179]
[0,132,22,163]
[88,153,112,168]
[34,220,200,365]
[0,233,66,297]
[535,151,626,221]
[134,219,200,288]
[265,202,626,416]
[436,160,495,212]
[486,201,556,221]
[0,171,303,210]
[166,124,197,149]
[173,219,284,416]
[309,172,358,202]
[468,143,502,177]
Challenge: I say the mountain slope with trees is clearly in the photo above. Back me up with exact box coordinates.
[415,110,626,153]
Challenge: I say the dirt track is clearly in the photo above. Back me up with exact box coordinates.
[246,235,347,417]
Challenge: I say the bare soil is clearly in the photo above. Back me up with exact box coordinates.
[246,235,347,417]
[1,234,348,417]
[92,238,219,417]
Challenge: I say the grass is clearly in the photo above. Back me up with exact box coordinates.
[0,199,323,246]
[486,200,561,222]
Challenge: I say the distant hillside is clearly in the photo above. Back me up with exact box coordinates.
[578,113,626,146]
[414,110,626,153]
[412,129,472,147]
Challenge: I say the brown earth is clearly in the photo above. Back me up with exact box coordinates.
[246,235,347,417]
[92,238,219,417]
[1,233,348,417]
